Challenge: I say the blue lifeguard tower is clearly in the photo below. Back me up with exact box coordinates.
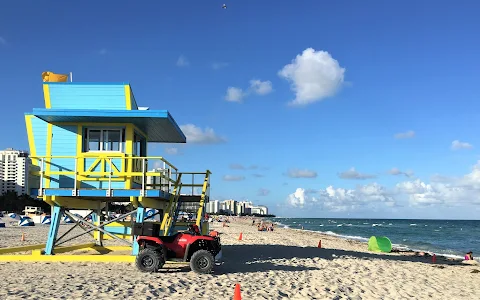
[21,76,211,258]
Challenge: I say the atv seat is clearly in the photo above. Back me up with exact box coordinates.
[158,233,180,243]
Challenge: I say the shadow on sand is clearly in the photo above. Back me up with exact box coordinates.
[215,244,465,274]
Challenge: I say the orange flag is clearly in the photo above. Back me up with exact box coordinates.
[42,71,69,82]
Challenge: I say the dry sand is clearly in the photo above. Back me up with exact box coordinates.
[0,219,479,299]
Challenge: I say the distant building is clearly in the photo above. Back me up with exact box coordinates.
[223,199,237,215]
[250,205,268,215]
[0,148,30,195]
[206,200,220,214]
[205,199,269,216]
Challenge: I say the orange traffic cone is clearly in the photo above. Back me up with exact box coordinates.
[233,283,242,300]
[21,232,25,241]
[238,232,243,241]
[317,240,322,248]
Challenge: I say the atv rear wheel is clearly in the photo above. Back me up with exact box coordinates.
[136,248,165,272]
[190,250,214,274]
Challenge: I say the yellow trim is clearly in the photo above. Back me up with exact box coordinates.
[43,84,51,108]
[54,243,97,254]
[76,125,83,188]
[45,123,53,188]
[125,124,134,189]
[25,115,38,166]
[0,244,46,254]
[125,85,132,110]
[138,196,167,210]
[29,154,178,186]
[92,246,132,252]
[52,197,105,210]
[0,255,136,263]
[196,171,211,227]
[86,157,101,172]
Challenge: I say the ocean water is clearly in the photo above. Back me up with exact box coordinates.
[272,218,480,258]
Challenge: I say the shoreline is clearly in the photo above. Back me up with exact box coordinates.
[268,218,473,261]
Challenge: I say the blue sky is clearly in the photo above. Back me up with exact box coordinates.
[1,1,480,219]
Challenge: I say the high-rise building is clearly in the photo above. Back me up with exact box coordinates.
[223,199,237,215]
[0,148,30,195]
[206,200,220,214]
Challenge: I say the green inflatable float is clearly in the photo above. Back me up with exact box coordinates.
[368,236,392,253]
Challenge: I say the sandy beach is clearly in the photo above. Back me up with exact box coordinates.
[0,219,479,299]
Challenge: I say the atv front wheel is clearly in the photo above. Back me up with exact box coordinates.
[190,250,214,274]
[136,248,165,272]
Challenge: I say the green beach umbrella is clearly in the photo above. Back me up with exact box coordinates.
[368,236,392,253]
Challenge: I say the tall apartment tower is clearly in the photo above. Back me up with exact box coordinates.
[0,148,30,195]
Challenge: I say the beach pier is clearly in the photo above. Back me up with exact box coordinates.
[0,75,211,262]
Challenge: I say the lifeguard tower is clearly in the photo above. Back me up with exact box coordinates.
[17,73,211,258]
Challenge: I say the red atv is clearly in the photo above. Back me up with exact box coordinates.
[134,223,222,274]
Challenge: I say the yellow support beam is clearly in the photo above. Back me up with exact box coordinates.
[138,196,168,210]
[45,123,53,188]
[125,84,132,110]
[196,171,211,227]
[52,197,105,210]
[43,84,52,108]
[125,125,134,189]
[0,255,136,262]
[0,244,46,254]
[92,246,132,252]
[53,243,97,254]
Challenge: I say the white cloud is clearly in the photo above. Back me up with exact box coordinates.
[224,87,244,102]
[257,188,270,196]
[223,175,245,181]
[278,48,345,106]
[164,147,179,155]
[176,55,189,67]
[287,161,480,213]
[249,79,273,95]
[287,183,394,212]
[286,168,317,178]
[212,62,229,70]
[252,174,264,178]
[224,79,273,103]
[338,167,376,180]
[394,130,415,139]
[0,37,7,45]
[180,124,226,144]
[389,168,414,178]
[451,140,473,150]
[396,161,480,206]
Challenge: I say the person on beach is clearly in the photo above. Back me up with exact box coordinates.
[465,251,474,260]
[267,223,274,232]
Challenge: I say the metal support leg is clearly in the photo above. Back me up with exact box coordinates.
[132,204,145,256]
[96,207,103,247]
[45,205,62,255]
[55,211,95,243]
[56,210,136,246]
